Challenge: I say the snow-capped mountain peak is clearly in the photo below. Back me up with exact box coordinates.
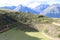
[40,4,60,18]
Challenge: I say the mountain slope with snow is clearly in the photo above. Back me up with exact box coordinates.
[14,5,39,14]
[40,4,60,18]
[33,4,49,13]
[0,4,49,14]
[14,4,49,14]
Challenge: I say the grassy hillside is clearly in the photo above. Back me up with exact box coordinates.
[0,9,53,31]
[0,9,54,31]
[44,20,60,38]
[0,9,60,40]
[6,11,53,24]
[0,28,51,40]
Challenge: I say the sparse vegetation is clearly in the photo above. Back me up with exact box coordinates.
[57,34,60,38]
[0,9,60,40]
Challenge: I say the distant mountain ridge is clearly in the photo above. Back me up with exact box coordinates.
[1,6,16,10]
[14,5,39,14]
[40,4,60,18]
[33,4,49,13]
[14,4,49,14]
[0,4,49,14]
[1,4,60,18]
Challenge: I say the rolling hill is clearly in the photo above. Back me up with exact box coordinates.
[0,8,60,40]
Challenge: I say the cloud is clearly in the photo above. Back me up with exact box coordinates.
[0,0,33,6]
[26,0,60,8]
[29,0,60,5]
[0,0,31,6]
[27,2,41,8]
[0,0,60,7]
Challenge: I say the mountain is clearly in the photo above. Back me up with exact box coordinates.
[1,6,16,10]
[40,4,60,18]
[0,4,49,14]
[33,4,49,13]
[14,4,49,14]
[14,5,39,14]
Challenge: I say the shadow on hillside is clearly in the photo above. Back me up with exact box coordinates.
[0,14,38,33]
[0,14,15,33]
[15,22,39,32]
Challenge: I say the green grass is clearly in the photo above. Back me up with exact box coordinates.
[25,32,51,40]
[0,28,51,40]
[0,9,54,40]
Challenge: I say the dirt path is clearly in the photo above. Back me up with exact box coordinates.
[42,22,60,40]
[52,22,60,26]
[42,32,60,40]
[42,32,54,40]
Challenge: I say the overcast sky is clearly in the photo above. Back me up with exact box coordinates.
[0,0,60,8]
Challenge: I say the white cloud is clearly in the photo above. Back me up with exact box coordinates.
[0,0,32,6]
[0,0,60,8]
[26,0,60,8]
[27,2,41,8]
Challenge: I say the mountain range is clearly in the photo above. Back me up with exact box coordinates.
[33,4,49,13]
[1,6,16,10]
[40,4,60,18]
[1,4,49,14]
[0,4,60,18]
[14,5,39,14]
